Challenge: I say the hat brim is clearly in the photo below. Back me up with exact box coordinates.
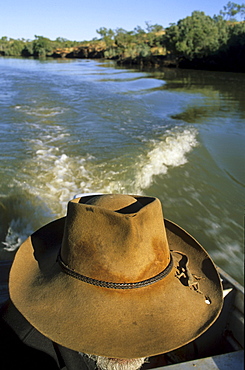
[9,217,223,358]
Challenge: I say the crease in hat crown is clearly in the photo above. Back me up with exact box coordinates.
[60,194,172,284]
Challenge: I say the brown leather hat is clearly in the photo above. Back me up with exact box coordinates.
[9,194,223,358]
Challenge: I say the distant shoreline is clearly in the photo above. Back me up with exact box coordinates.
[1,9,245,73]
[1,51,244,73]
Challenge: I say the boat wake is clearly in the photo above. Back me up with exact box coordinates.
[1,126,198,252]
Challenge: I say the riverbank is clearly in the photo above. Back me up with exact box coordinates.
[49,48,245,73]
[1,11,245,73]
[52,46,179,69]
[48,43,245,73]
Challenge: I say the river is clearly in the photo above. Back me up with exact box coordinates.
[0,56,244,284]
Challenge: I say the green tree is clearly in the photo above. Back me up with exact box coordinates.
[145,22,164,33]
[33,35,53,57]
[21,41,34,56]
[0,38,25,56]
[55,37,68,43]
[10,39,25,56]
[227,20,245,49]
[213,15,230,49]
[96,27,115,48]
[136,43,151,57]
[0,36,8,54]
[219,2,245,21]
[164,11,227,59]
[133,26,145,35]
[114,28,134,56]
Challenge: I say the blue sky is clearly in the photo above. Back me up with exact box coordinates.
[1,0,243,41]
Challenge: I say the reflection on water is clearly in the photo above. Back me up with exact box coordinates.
[0,57,244,284]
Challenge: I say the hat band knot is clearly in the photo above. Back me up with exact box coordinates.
[57,253,173,289]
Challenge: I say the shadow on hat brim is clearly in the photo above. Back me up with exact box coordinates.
[9,217,223,358]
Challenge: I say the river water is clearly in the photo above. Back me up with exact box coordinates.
[0,57,244,284]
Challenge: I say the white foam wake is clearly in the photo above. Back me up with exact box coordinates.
[4,126,198,251]
[134,128,198,190]
[16,126,198,212]
[2,220,33,252]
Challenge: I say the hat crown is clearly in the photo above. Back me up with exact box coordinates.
[61,194,171,283]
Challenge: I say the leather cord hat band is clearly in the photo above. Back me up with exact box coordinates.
[57,253,173,289]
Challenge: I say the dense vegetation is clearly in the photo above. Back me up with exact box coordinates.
[164,9,245,71]
[0,36,82,58]
[1,2,245,72]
